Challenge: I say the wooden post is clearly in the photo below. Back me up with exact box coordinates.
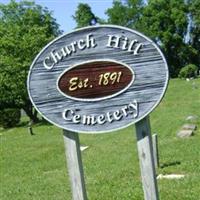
[152,134,159,168]
[28,120,34,135]
[135,116,159,200]
[63,130,87,200]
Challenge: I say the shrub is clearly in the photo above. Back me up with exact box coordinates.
[178,64,198,79]
[0,108,21,128]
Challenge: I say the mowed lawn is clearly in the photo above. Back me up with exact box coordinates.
[1,79,200,200]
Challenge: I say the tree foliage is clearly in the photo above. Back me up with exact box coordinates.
[189,0,200,66]
[138,0,190,76]
[178,64,198,78]
[106,0,144,27]
[73,3,98,28]
[0,0,61,122]
[105,0,199,77]
[0,108,21,128]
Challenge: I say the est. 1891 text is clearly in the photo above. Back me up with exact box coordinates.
[69,71,122,91]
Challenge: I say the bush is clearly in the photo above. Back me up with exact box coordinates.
[178,64,198,79]
[0,108,21,128]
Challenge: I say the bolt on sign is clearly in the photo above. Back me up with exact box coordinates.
[28,25,169,133]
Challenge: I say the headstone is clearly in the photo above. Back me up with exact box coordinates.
[192,82,198,89]
[182,124,197,131]
[177,130,194,138]
[186,115,198,122]
[157,174,185,180]
[21,109,26,116]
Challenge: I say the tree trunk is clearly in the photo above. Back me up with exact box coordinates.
[23,101,39,123]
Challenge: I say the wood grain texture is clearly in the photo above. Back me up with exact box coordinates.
[63,130,87,200]
[28,25,169,133]
[152,134,159,168]
[135,116,159,200]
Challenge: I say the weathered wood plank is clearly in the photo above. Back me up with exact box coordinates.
[28,25,169,133]
[152,134,159,168]
[63,130,87,200]
[135,116,159,200]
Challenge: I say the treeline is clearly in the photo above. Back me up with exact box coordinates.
[0,0,199,126]
[74,0,200,77]
[0,0,61,126]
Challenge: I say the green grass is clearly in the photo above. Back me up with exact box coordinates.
[1,79,200,200]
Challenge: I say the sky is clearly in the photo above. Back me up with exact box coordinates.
[1,0,113,33]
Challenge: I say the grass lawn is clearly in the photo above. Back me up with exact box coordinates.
[1,78,200,200]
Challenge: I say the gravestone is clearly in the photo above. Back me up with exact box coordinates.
[186,115,198,122]
[177,130,194,138]
[182,124,197,130]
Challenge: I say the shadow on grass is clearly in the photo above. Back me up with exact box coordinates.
[160,161,181,168]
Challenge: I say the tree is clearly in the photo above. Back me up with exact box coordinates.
[189,0,200,68]
[0,0,61,122]
[138,0,191,77]
[106,0,198,77]
[106,0,144,28]
[73,3,98,28]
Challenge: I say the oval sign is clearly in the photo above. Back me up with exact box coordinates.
[57,60,134,101]
[28,25,169,134]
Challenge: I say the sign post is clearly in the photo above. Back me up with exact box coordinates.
[135,116,159,200]
[28,25,169,200]
[63,130,87,200]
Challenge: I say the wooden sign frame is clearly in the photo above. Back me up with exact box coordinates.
[28,25,169,200]
[28,25,169,134]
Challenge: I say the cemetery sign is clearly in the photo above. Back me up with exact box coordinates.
[28,25,169,133]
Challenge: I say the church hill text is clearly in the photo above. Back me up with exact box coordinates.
[43,34,143,70]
